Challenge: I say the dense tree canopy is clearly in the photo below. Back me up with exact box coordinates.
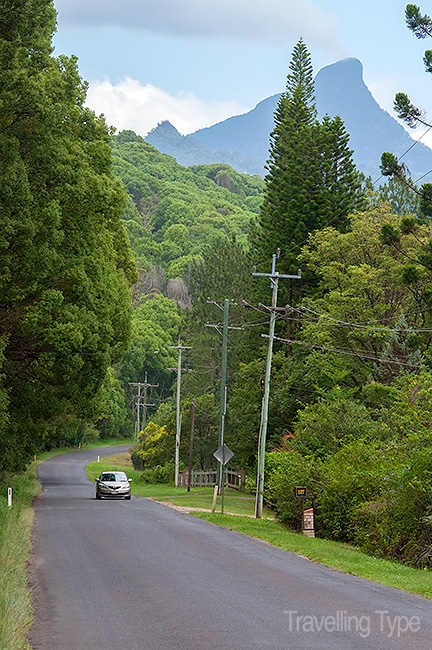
[0,0,136,470]
[111,134,264,277]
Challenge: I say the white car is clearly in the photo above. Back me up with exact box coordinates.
[95,471,132,500]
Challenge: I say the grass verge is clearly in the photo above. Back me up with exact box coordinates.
[88,452,432,601]
[0,467,40,650]
[194,513,432,600]
[0,438,132,649]
[86,455,272,516]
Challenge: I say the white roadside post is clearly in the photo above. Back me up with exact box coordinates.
[7,487,12,508]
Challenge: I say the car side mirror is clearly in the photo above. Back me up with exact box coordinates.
[128,478,132,482]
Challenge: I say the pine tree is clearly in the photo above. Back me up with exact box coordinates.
[252,39,363,277]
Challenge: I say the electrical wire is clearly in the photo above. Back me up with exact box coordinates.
[373,125,432,187]
[295,305,432,333]
[271,335,424,367]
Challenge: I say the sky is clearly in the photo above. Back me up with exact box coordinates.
[52,0,432,145]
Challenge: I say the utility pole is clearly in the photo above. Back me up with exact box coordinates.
[169,336,192,487]
[207,299,243,487]
[129,374,159,442]
[253,252,301,518]
[187,398,195,492]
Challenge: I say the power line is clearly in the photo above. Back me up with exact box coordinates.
[294,305,432,333]
[268,334,424,368]
[373,125,432,187]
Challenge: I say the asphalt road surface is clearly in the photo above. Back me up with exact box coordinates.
[29,446,432,650]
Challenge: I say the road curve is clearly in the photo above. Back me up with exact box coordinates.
[28,446,432,650]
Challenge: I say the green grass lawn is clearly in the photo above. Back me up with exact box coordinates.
[88,452,432,601]
[86,454,271,516]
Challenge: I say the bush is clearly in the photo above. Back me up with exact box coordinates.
[134,422,174,469]
[265,451,320,529]
[130,444,145,471]
[317,440,388,542]
[140,461,176,484]
[292,399,377,460]
[80,424,101,445]
[353,442,432,566]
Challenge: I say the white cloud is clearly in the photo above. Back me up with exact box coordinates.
[55,0,344,53]
[85,78,248,135]
[412,128,432,151]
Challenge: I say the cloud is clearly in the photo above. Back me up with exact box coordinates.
[85,77,248,136]
[411,129,432,152]
[55,0,344,53]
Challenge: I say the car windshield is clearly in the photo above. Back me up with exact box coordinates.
[100,472,128,482]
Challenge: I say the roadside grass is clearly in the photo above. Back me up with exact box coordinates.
[194,513,432,600]
[88,452,432,600]
[0,467,40,650]
[0,438,132,650]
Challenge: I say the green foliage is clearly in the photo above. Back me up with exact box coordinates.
[380,151,403,176]
[317,440,389,542]
[381,5,432,223]
[291,399,376,459]
[92,367,128,438]
[393,93,422,127]
[135,422,174,469]
[354,441,432,566]
[406,4,432,40]
[180,394,219,470]
[252,38,364,279]
[111,137,264,281]
[140,461,177,484]
[265,450,319,528]
[266,370,432,564]
[183,235,257,407]
[0,0,136,470]
[226,359,264,471]
[299,206,432,386]
[119,293,181,392]
[378,175,421,217]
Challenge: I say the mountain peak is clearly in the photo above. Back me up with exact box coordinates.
[317,57,363,79]
[147,120,182,138]
[144,58,432,181]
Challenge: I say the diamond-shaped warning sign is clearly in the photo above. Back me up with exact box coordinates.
[213,444,234,465]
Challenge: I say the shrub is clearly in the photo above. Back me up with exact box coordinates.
[265,450,320,529]
[353,442,432,566]
[292,399,377,460]
[130,444,145,471]
[140,461,177,484]
[317,440,388,542]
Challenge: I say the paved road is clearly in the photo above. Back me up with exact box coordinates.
[29,447,432,649]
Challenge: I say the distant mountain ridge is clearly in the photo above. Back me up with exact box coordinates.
[145,58,432,181]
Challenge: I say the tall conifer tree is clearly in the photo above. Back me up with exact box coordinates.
[252,39,363,277]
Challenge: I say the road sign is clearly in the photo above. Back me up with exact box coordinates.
[294,486,307,499]
[213,444,234,465]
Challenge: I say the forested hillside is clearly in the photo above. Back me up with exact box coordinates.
[111,130,264,282]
